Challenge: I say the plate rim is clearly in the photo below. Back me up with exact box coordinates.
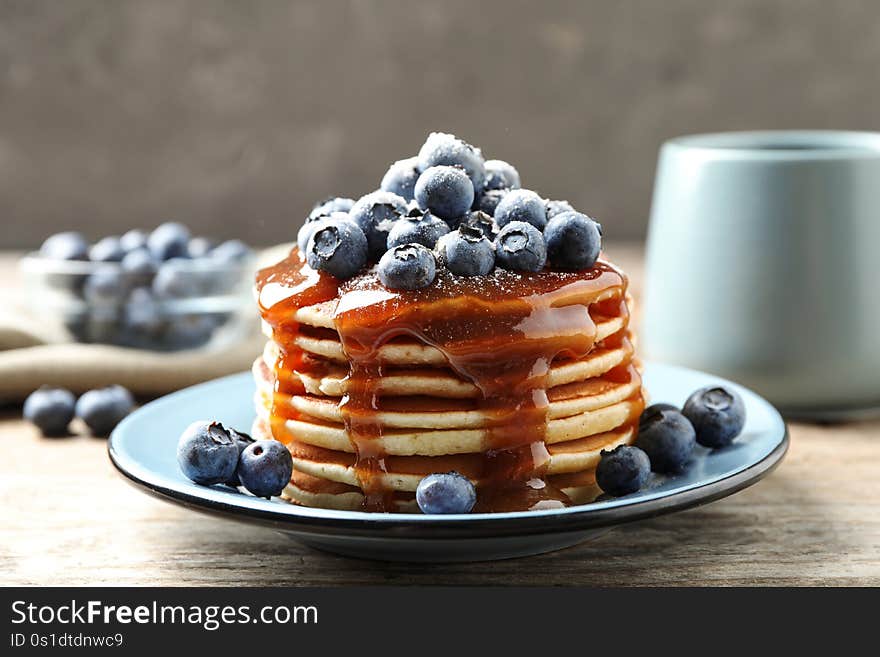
[108,364,789,540]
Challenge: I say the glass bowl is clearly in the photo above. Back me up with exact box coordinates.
[19,254,257,351]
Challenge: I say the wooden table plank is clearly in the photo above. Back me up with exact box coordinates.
[2,246,878,586]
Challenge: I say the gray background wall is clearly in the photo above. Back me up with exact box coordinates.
[2,0,879,247]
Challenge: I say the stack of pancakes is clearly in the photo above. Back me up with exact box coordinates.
[253,252,645,513]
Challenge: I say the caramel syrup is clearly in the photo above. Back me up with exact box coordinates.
[256,249,638,513]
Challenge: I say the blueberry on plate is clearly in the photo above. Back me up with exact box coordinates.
[308,196,356,222]
[185,236,216,259]
[483,159,521,191]
[444,224,495,276]
[416,472,477,514]
[417,132,486,194]
[75,384,135,436]
[595,444,651,497]
[89,236,125,263]
[39,231,89,261]
[380,156,421,201]
[306,217,368,280]
[635,407,696,474]
[120,229,148,253]
[348,190,408,257]
[493,189,547,230]
[153,261,201,299]
[682,386,746,448]
[84,265,128,304]
[23,386,76,436]
[210,239,252,263]
[224,429,256,487]
[237,439,293,498]
[475,188,509,216]
[378,243,437,290]
[177,420,240,486]
[494,220,547,272]
[414,165,475,221]
[121,247,159,278]
[386,207,450,250]
[148,222,191,261]
[545,199,575,219]
[543,211,602,271]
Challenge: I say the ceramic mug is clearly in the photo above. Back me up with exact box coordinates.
[643,131,880,418]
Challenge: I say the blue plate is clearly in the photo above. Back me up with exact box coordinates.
[108,362,788,562]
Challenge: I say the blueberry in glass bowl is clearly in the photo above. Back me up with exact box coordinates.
[20,226,257,351]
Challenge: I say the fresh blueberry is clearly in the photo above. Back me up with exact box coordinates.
[153,261,200,298]
[306,218,368,280]
[386,208,450,250]
[308,196,355,222]
[417,132,486,193]
[210,239,252,263]
[595,444,651,497]
[494,189,547,229]
[120,247,159,279]
[414,166,474,221]
[544,211,602,271]
[23,387,76,436]
[148,222,191,261]
[416,471,477,514]
[483,159,521,190]
[494,221,547,272]
[348,191,408,257]
[476,188,509,216]
[297,210,349,254]
[123,287,163,335]
[380,156,420,201]
[443,224,495,276]
[451,210,498,239]
[224,429,256,487]
[39,232,89,261]
[378,243,437,290]
[75,385,135,436]
[237,439,293,498]
[644,402,679,414]
[120,229,148,253]
[84,265,128,304]
[545,199,575,219]
[635,407,696,474]
[89,236,125,262]
[164,314,216,349]
[176,420,240,486]
[186,236,216,259]
[682,386,747,448]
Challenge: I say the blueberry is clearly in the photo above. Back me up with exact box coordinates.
[39,232,89,261]
[453,210,498,239]
[416,472,477,514]
[414,166,474,221]
[89,236,125,262]
[23,387,76,436]
[297,210,349,254]
[386,208,450,250]
[635,407,696,474]
[494,189,547,229]
[476,188,509,216]
[595,444,651,497]
[494,221,547,272]
[237,439,293,497]
[186,236,216,259]
[380,156,420,201]
[148,222,191,261]
[224,429,256,487]
[483,159,521,190]
[378,243,437,290]
[544,211,602,271]
[644,402,679,414]
[682,386,746,448]
[123,287,163,335]
[75,385,135,436]
[210,239,252,263]
[120,247,159,278]
[84,265,128,304]
[153,261,200,298]
[545,199,575,219]
[417,132,486,193]
[444,224,495,276]
[348,191,408,257]
[308,196,355,222]
[164,314,216,349]
[176,420,240,486]
[306,218,368,279]
[120,229,148,253]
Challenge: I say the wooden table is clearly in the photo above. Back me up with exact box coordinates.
[2,246,878,586]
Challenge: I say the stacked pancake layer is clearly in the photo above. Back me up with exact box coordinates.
[254,250,645,513]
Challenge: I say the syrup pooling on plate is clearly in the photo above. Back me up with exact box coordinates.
[256,248,640,513]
